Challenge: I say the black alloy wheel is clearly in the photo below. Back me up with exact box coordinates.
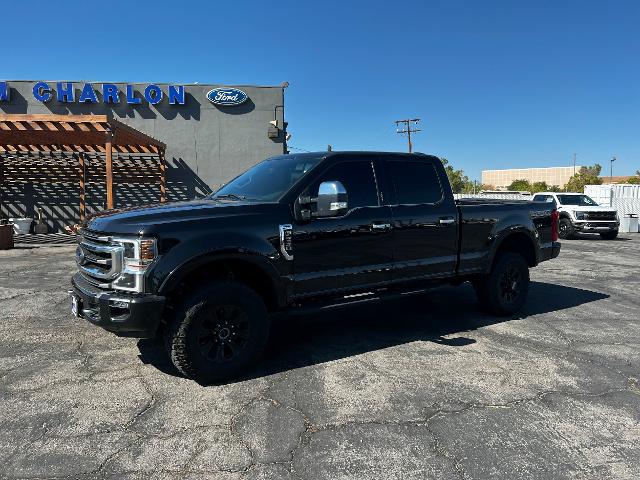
[196,304,250,363]
[473,252,530,316]
[498,264,522,305]
[558,218,574,240]
[165,281,270,383]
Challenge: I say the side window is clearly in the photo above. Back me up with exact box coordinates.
[310,161,379,209]
[387,161,443,205]
[534,195,556,206]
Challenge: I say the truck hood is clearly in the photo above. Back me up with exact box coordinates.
[84,199,280,236]
[560,205,617,212]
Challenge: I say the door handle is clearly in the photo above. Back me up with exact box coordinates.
[371,222,392,231]
[438,217,456,225]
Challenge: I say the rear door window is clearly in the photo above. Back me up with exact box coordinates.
[386,161,443,205]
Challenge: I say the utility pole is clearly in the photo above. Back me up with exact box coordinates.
[573,153,577,175]
[610,156,616,183]
[395,118,421,153]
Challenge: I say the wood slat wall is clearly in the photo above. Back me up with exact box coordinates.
[0,152,163,184]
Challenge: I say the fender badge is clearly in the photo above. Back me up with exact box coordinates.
[279,224,293,260]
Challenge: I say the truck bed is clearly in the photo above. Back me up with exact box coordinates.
[455,198,532,206]
[455,199,556,274]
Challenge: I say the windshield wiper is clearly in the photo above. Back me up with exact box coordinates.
[213,193,247,201]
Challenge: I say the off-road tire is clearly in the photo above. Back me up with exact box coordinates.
[473,252,530,316]
[165,282,269,383]
[558,217,575,240]
[599,230,619,240]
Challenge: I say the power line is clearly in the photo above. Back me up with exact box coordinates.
[395,118,421,153]
[288,145,312,153]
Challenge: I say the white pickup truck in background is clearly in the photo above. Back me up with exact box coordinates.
[532,192,620,240]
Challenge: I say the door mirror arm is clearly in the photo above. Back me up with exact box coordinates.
[295,181,349,220]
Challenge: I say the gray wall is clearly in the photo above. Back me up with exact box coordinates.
[0,80,286,231]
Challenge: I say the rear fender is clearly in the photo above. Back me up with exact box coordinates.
[485,216,539,272]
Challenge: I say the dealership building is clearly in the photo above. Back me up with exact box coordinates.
[0,80,287,232]
[482,166,581,190]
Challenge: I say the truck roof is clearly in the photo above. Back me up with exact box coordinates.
[274,151,439,161]
[535,192,583,196]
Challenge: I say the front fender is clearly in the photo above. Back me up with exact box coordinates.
[148,232,286,296]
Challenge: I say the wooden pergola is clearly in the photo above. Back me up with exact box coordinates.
[0,114,166,222]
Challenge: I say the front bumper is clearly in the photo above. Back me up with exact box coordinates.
[70,273,165,338]
[573,221,619,232]
[539,241,561,263]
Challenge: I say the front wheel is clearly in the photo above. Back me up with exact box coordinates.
[558,218,575,240]
[165,282,270,383]
[599,230,619,240]
[473,252,530,316]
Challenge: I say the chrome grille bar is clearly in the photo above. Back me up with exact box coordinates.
[77,234,123,281]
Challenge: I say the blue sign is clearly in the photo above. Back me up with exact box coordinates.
[33,82,53,102]
[144,84,163,105]
[57,82,75,103]
[206,87,248,106]
[79,83,98,103]
[28,82,186,106]
[0,81,9,101]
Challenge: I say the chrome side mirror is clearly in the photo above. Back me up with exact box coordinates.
[316,181,348,217]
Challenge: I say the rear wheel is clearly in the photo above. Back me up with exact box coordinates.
[165,282,270,383]
[473,252,530,316]
[599,230,618,240]
[558,218,575,240]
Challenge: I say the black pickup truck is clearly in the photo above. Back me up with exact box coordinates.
[70,152,560,382]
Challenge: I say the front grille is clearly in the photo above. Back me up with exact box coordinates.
[586,222,616,228]
[77,231,123,284]
[584,212,617,221]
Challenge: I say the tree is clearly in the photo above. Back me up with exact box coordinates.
[508,179,532,192]
[628,176,640,184]
[565,164,603,192]
[440,158,474,193]
[531,181,550,193]
[439,158,491,194]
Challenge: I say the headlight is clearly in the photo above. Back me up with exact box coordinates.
[574,211,585,220]
[111,238,158,292]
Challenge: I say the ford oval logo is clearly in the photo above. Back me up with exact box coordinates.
[206,87,248,106]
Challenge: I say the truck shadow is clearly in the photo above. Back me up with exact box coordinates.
[136,281,608,384]
[569,234,632,241]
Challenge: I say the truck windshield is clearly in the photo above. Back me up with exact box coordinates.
[210,155,323,202]
[556,195,598,206]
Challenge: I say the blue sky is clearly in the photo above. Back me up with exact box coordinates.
[4,0,639,179]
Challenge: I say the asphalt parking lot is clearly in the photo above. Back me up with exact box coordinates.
[1,235,639,479]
